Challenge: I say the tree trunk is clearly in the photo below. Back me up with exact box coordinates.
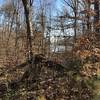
[21,0,34,81]
[94,0,99,33]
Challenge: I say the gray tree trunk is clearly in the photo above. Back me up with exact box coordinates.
[21,0,34,81]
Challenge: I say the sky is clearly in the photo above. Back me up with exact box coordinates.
[0,0,63,11]
[0,0,3,5]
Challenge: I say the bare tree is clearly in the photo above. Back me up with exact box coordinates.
[21,0,34,81]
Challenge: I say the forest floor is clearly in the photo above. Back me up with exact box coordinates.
[93,75,100,100]
[0,61,100,100]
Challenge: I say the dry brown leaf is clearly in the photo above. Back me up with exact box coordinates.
[37,95,46,100]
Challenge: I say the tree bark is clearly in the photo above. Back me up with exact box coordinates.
[94,0,99,33]
[22,0,33,61]
[21,0,34,81]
